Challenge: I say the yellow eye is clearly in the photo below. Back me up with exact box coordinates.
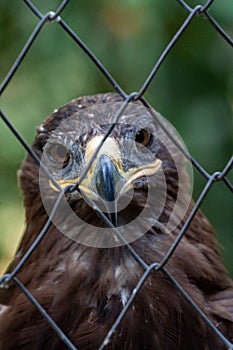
[135,129,151,147]
[48,144,70,166]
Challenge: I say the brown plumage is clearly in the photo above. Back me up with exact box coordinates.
[0,92,232,349]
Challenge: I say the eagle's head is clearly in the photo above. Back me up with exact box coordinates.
[19,92,191,248]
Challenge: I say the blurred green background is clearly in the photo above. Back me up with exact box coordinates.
[0,0,232,275]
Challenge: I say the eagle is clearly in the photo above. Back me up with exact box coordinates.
[0,92,232,349]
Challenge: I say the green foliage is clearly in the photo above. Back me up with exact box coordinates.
[0,0,232,275]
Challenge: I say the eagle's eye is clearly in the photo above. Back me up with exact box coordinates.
[48,144,70,167]
[135,129,151,147]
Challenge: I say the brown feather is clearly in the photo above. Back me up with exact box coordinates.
[0,92,232,349]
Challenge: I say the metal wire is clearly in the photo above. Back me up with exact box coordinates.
[0,1,232,349]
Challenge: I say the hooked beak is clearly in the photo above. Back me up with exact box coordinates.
[94,153,125,226]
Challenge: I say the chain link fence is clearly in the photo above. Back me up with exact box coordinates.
[0,0,232,349]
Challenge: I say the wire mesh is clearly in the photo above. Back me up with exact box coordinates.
[0,1,232,349]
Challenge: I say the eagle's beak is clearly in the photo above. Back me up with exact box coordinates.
[81,137,125,226]
[94,153,124,225]
[95,154,124,202]
[50,136,161,209]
